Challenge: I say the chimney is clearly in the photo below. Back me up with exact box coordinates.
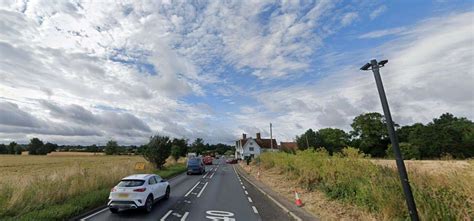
[256,133,261,139]
[242,133,247,139]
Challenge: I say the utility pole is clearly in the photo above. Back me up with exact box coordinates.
[270,123,273,150]
[361,59,419,221]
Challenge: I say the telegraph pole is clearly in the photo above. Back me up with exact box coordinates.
[270,123,273,150]
[361,59,419,221]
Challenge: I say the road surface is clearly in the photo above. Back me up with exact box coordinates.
[80,159,294,221]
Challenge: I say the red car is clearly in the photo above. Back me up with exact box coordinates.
[203,156,213,165]
[226,158,238,164]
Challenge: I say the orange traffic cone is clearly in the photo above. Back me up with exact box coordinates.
[295,190,303,207]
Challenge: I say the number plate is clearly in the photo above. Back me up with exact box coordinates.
[118,193,129,198]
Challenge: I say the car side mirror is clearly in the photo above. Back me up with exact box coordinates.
[160,179,167,182]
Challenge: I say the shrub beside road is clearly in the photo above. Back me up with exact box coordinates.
[254,148,473,220]
[0,155,186,221]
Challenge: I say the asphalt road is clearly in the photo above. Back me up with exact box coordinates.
[80,158,293,221]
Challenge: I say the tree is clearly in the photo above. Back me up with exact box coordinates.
[190,138,205,155]
[172,138,188,157]
[143,135,172,169]
[42,142,57,154]
[8,142,17,154]
[386,142,421,160]
[105,140,119,155]
[0,144,7,154]
[171,145,181,162]
[350,112,391,157]
[86,144,99,153]
[14,145,23,155]
[318,128,350,154]
[295,129,322,150]
[28,138,44,155]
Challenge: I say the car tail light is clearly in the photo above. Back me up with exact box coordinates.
[134,188,146,192]
[111,187,116,192]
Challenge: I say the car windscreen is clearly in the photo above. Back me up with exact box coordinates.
[117,179,145,187]
[187,158,201,165]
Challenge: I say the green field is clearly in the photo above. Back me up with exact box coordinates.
[0,155,186,221]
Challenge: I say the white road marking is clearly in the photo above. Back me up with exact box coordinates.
[248,197,253,202]
[209,172,215,179]
[180,212,189,221]
[185,181,201,197]
[202,174,207,178]
[197,182,209,197]
[79,207,109,221]
[160,210,173,221]
[252,206,259,214]
[242,185,246,190]
[245,190,248,195]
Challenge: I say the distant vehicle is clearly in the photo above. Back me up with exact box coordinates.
[187,157,205,175]
[108,174,170,213]
[203,156,213,165]
[226,158,238,164]
[187,152,197,158]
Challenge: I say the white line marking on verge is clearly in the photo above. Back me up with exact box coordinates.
[245,190,248,195]
[197,182,209,197]
[79,207,109,221]
[185,181,201,197]
[210,172,215,179]
[181,211,189,221]
[160,210,173,221]
[248,197,253,202]
[252,206,259,214]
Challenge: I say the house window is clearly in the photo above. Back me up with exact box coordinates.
[249,147,254,151]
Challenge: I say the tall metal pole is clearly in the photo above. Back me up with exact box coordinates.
[270,123,273,150]
[369,59,419,221]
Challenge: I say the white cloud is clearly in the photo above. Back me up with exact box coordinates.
[341,12,359,26]
[370,5,387,20]
[359,27,407,39]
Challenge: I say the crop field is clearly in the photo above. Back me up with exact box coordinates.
[0,155,185,220]
[251,149,473,220]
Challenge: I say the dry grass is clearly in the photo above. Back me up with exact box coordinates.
[241,163,376,221]
[0,155,156,217]
[252,150,473,220]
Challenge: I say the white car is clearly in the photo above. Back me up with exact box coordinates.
[108,174,170,213]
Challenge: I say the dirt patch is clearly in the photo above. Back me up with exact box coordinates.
[240,162,377,221]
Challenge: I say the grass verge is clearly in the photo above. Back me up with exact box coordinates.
[257,148,473,220]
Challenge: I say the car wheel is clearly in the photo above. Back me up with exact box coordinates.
[186,172,190,175]
[109,208,119,214]
[164,186,170,200]
[144,195,153,213]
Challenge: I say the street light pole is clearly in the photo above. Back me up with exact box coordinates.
[361,59,419,221]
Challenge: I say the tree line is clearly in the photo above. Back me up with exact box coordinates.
[295,112,474,159]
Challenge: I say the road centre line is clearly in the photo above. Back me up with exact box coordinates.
[160,210,173,221]
[248,197,253,202]
[252,206,259,214]
[210,172,215,179]
[185,181,201,197]
[197,182,209,197]
[180,212,189,221]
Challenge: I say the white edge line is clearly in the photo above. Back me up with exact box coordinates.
[236,166,303,221]
[248,197,253,202]
[245,190,248,195]
[252,206,259,214]
[180,211,189,221]
[197,182,209,197]
[160,210,173,221]
[79,207,109,221]
[209,172,215,179]
[202,174,207,178]
[185,181,201,197]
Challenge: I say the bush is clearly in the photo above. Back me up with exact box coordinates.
[386,142,421,160]
[258,148,472,220]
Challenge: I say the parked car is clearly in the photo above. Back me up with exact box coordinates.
[187,157,205,175]
[108,174,170,213]
[226,158,238,164]
[203,156,213,165]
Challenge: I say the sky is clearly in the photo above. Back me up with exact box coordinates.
[0,0,473,145]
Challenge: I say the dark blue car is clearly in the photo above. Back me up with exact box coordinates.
[186,157,205,175]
